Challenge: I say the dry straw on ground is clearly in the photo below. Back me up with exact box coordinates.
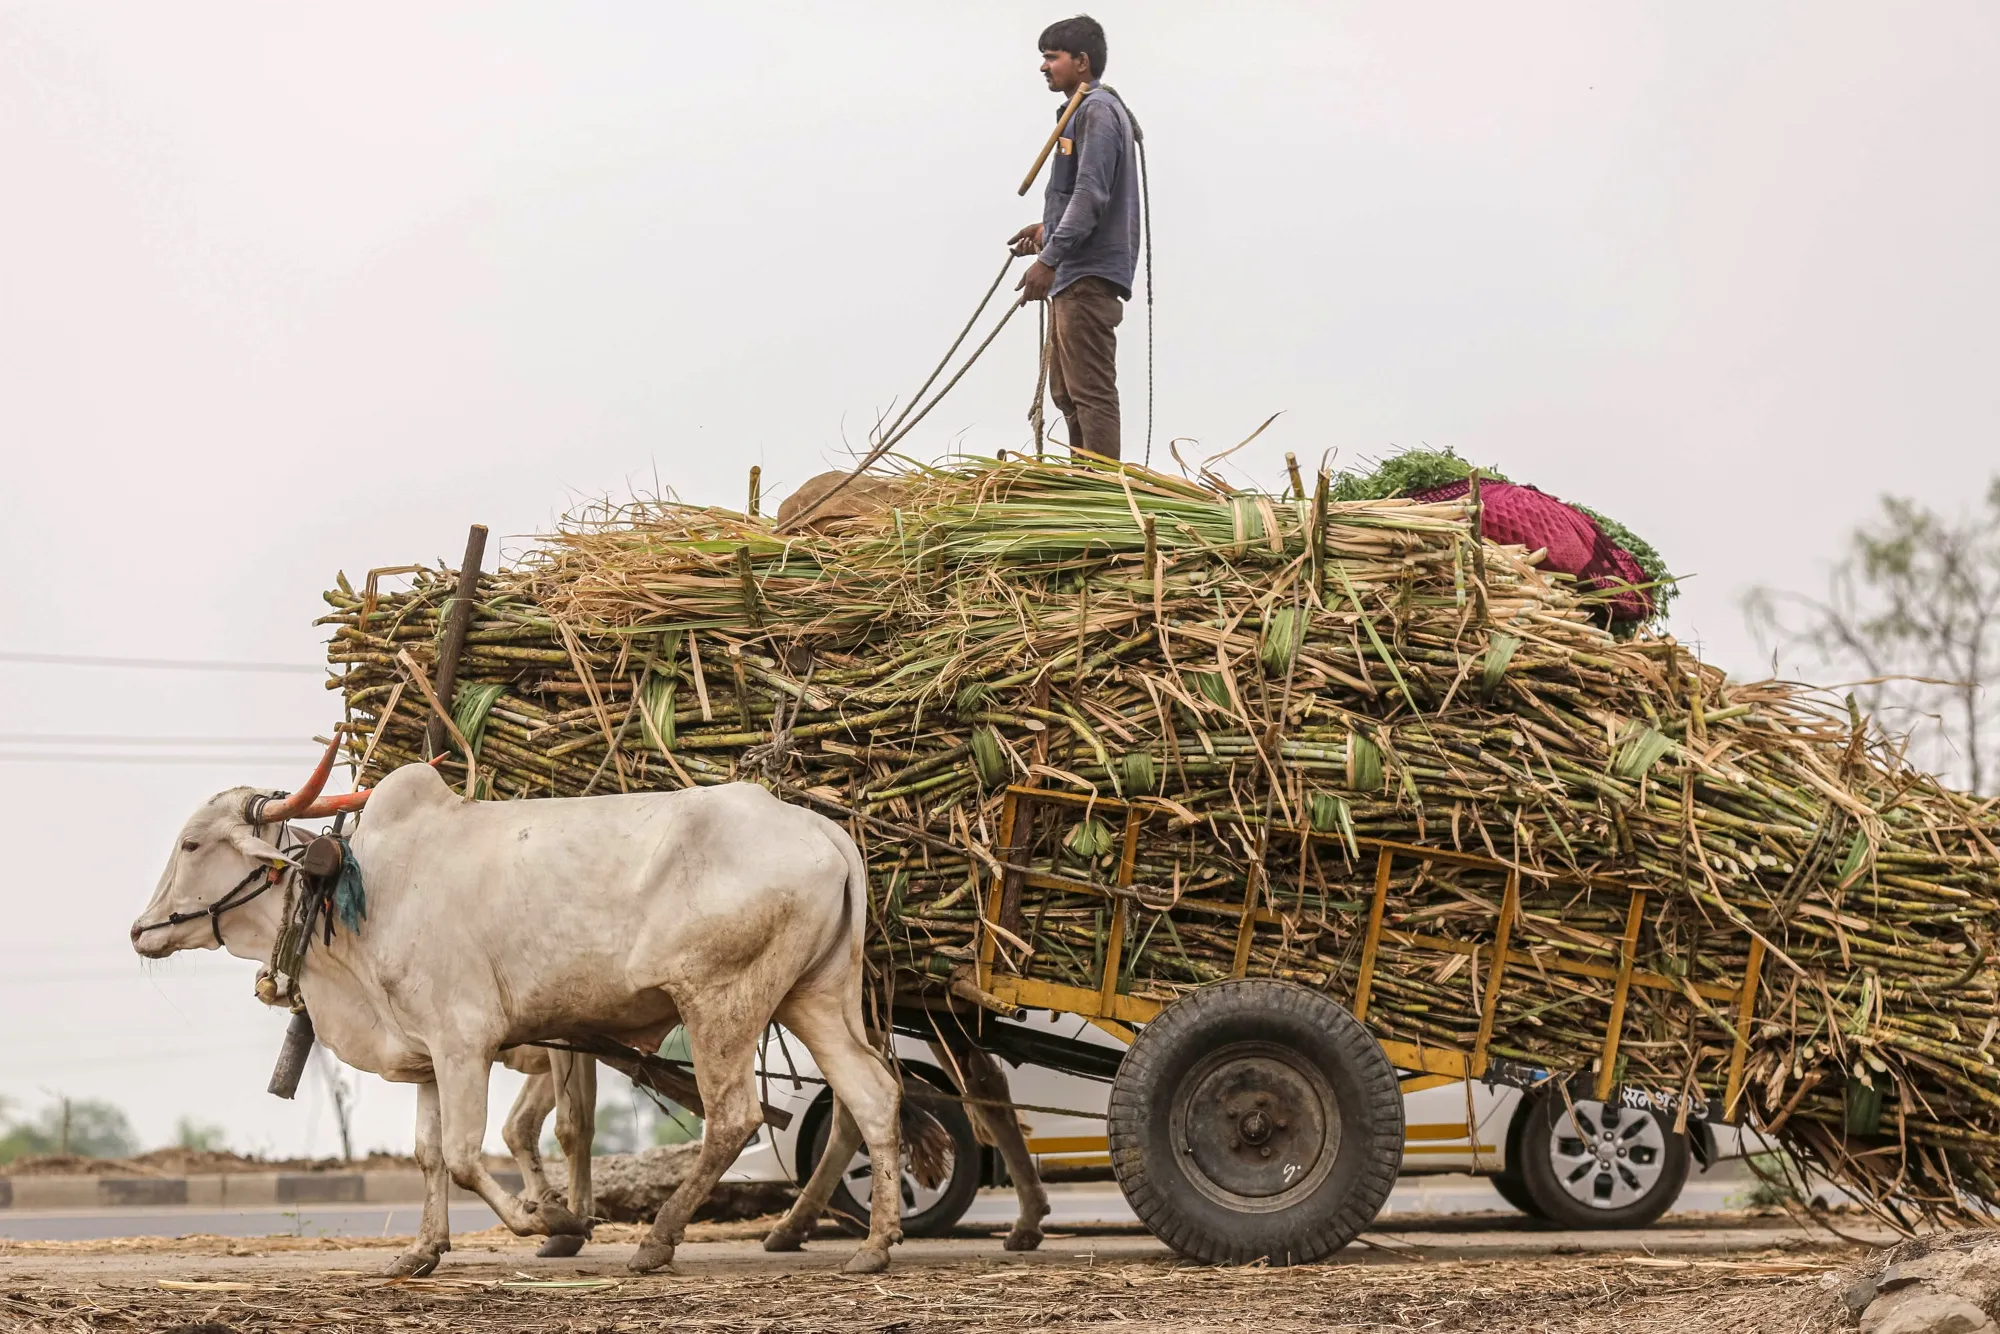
[320,455,2000,1229]
[0,1249,1862,1333]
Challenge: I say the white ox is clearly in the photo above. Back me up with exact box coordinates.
[130,744,904,1276]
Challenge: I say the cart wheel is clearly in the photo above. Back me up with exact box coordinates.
[1107,979,1403,1265]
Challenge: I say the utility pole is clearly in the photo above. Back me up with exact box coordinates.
[314,1048,355,1162]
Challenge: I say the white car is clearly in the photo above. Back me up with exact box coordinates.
[716,1010,1721,1235]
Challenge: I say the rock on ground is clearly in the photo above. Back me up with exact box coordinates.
[1848,1235,2000,1333]
[548,1142,794,1223]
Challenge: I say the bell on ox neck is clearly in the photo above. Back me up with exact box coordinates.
[301,835,343,880]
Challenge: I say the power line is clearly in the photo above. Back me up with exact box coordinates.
[0,651,323,674]
[0,734,310,747]
[1,1039,276,1069]
[0,753,318,765]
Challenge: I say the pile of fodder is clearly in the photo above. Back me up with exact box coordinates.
[320,455,2000,1227]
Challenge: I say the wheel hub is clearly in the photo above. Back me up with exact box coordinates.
[1547,1098,1667,1211]
[1172,1043,1339,1210]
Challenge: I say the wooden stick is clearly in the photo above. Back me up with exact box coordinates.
[950,966,1026,1020]
[1596,888,1649,1100]
[736,545,763,628]
[426,524,487,757]
[1228,865,1261,979]
[1352,847,1395,1022]
[1724,935,1770,1121]
[979,790,1022,992]
[1311,471,1330,604]
[1471,868,1520,1077]
[1017,83,1091,197]
[1099,817,1134,1011]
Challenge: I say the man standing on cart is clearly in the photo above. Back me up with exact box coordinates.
[1010,15,1141,462]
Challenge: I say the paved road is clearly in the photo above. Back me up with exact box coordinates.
[0,1168,1765,1242]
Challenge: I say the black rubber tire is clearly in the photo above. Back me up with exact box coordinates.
[1516,1089,1690,1229]
[805,1075,982,1238]
[1107,979,1403,1265]
[1490,1096,1548,1220]
[1490,1168,1546,1219]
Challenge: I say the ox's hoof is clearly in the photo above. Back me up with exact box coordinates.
[529,1200,588,1237]
[1003,1226,1044,1252]
[762,1225,807,1253]
[536,1234,587,1258]
[627,1239,676,1274]
[843,1245,891,1275]
[382,1248,442,1278]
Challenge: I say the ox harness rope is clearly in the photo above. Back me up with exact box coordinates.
[131,861,283,946]
[129,793,305,946]
[132,796,366,977]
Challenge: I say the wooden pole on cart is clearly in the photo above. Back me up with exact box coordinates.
[1594,888,1649,1101]
[426,523,488,760]
[1351,847,1395,1022]
[1470,869,1520,1078]
[1099,811,1143,1011]
[1722,935,1769,1120]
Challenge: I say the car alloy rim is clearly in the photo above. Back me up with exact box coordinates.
[837,1138,957,1220]
[1547,1098,1667,1210]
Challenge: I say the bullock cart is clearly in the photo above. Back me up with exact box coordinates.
[322,455,2000,1263]
[873,778,1766,1264]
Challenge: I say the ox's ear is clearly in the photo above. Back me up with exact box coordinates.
[228,828,290,868]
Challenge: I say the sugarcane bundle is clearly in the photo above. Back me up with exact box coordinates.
[319,455,2000,1226]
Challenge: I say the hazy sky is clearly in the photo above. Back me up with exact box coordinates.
[3,3,1996,1159]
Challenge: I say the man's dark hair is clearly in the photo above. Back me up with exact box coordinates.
[1039,15,1107,78]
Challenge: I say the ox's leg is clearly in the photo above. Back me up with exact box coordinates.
[384,1081,452,1277]
[537,1050,597,1258]
[435,1054,587,1241]
[503,1072,558,1205]
[781,1001,903,1274]
[929,1038,1049,1251]
[628,1010,763,1275]
[762,1099,864,1253]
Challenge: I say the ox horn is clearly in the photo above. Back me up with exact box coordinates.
[291,788,372,819]
[254,737,363,824]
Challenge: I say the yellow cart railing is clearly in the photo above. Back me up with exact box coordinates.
[974,784,1767,1116]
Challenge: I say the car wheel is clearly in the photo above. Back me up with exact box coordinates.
[1517,1088,1690,1229]
[1107,979,1403,1266]
[1489,1097,1547,1219]
[1489,1168,1545,1219]
[805,1074,982,1237]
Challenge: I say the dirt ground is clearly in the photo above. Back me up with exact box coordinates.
[0,1220,1868,1333]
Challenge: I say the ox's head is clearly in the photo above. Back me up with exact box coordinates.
[130,739,370,959]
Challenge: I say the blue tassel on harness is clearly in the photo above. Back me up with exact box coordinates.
[332,839,367,934]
